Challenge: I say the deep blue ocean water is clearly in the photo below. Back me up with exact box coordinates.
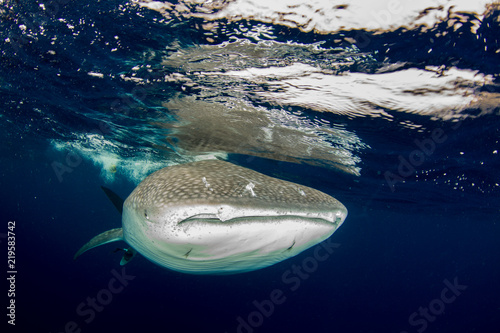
[1,1,499,333]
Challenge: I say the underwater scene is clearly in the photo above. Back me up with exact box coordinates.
[1,0,499,332]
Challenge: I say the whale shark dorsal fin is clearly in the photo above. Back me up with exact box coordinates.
[100,186,124,215]
[120,247,137,266]
[74,228,124,260]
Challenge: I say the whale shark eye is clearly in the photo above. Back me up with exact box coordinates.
[144,210,149,219]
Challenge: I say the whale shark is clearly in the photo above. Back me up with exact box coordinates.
[74,160,347,274]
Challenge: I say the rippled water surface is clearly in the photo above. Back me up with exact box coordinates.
[1,1,499,332]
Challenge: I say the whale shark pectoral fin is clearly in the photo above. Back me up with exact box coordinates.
[74,228,124,260]
[119,247,137,266]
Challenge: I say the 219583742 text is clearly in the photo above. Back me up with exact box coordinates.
[6,221,17,326]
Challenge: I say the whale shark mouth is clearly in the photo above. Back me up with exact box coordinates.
[178,213,344,227]
[144,209,346,260]
[169,202,347,227]
[137,212,343,269]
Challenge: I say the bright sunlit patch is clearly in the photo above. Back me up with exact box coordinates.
[136,0,492,33]
[222,64,493,122]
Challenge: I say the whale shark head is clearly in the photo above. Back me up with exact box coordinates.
[122,160,347,274]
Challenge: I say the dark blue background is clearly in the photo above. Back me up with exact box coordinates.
[1,1,499,332]
[2,136,499,333]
